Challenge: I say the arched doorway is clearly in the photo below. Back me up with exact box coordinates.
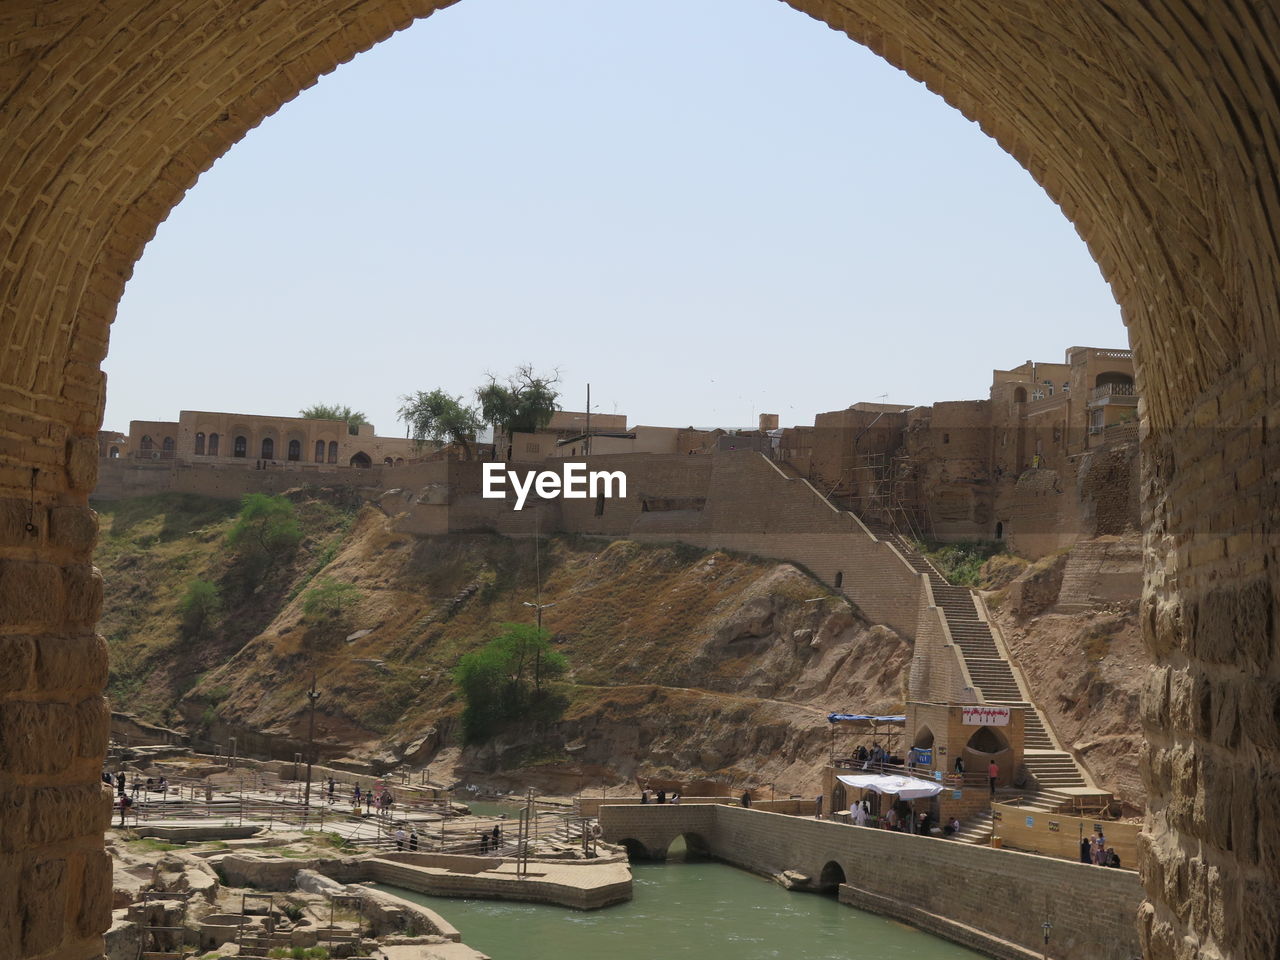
[350,452,372,468]
[3,6,1279,959]
[616,838,650,861]
[963,725,1012,789]
[817,860,846,894]
[665,833,711,862]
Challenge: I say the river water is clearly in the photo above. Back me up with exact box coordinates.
[375,857,984,960]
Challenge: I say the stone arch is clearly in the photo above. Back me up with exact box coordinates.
[233,435,248,458]
[1,5,1278,959]
[817,860,847,893]
[208,432,220,457]
[328,440,339,464]
[616,838,650,861]
[665,832,711,862]
[109,446,120,459]
[350,452,372,468]
[314,440,326,463]
[288,439,302,461]
[912,725,935,750]
[194,432,205,455]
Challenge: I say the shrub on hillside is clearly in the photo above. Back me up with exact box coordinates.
[179,579,220,639]
[454,622,568,743]
[227,493,302,582]
[301,577,360,618]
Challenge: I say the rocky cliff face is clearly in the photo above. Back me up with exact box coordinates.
[97,492,910,796]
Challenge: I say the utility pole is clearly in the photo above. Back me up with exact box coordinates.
[585,383,590,456]
[302,675,320,825]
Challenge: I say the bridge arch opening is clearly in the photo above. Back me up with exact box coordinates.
[617,838,650,861]
[817,860,847,894]
[666,833,712,862]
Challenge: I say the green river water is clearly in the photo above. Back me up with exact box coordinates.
[375,857,985,960]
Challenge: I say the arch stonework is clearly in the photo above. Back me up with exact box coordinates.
[0,3,1277,958]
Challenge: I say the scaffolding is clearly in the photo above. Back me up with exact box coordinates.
[849,453,930,541]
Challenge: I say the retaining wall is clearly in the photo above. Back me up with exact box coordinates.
[598,804,1142,960]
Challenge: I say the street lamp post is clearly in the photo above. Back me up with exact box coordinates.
[302,675,320,825]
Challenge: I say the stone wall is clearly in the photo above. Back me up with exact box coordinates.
[598,804,1142,960]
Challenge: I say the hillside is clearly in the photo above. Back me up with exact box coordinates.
[94,491,912,796]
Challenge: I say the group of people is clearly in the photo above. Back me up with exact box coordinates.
[104,770,169,798]
[843,798,962,838]
[351,783,395,818]
[392,827,420,851]
[1081,830,1122,867]
[477,824,504,853]
[639,787,681,805]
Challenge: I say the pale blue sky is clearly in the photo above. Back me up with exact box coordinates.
[103,0,1125,436]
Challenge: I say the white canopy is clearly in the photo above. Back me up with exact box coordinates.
[836,773,945,800]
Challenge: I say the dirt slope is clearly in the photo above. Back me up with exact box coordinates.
[96,492,910,796]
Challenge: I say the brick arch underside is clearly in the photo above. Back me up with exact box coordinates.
[1,2,1277,958]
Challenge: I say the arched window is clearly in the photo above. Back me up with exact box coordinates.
[1043,379,1054,396]
[194,432,205,455]
[1013,387,1027,403]
[995,521,1004,539]
[384,457,394,466]
[109,446,119,459]
[140,434,153,451]
[327,441,338,464]
[208,433,219,456]
[834,571,844,589]
[395,457,403,465]
[260,437,274,460]
[314,440,325,463]
[288,439,301,461]
[162,436,175,457]
[234,435,247,458]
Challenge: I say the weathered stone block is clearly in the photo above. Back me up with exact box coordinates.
[72,696,109,759]
[49,504,98,557]
[0,635,36,693]
[26,785,107,847]
[62,564,103,625]
[74,849,113,939]
[35,633,108,694]
[20,856,67,955]
[0,701,74,776]
[66,436,98,492]
[0,560,65,626]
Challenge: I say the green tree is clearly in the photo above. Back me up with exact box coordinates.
[301,577,360,618]
[453,622,567,743]
[398,389,483,460]
[299,403,369,436]
[227,493,303,579]
[476,365,561,456]
[178,579,220,639]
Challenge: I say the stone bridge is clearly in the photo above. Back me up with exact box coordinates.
[599,804,1143,960]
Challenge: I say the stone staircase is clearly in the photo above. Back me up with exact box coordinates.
[951,810,994,844]
[881,531,1109,813]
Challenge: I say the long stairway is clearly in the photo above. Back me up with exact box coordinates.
[882,532,1108,812]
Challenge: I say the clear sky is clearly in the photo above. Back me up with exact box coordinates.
[103,0,1126,437]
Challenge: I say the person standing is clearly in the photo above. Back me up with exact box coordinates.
[988,760,999,795]
[741,790,752,808]
[853,802,868,827]
[409,829,419,851]
[656,788,666,805]
[394,827,407,851]
[814,794,823,818]
[328,777,335,803]
[116,771,126,797]
[1079,835,1092,864]
[492,824,502,849]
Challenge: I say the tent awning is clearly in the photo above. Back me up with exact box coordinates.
[826,714,906,725]
[836,773,944,799]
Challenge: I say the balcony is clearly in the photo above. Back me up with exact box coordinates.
[1089,382,1138,405]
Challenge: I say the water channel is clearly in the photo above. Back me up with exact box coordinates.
[376,854,984,960]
